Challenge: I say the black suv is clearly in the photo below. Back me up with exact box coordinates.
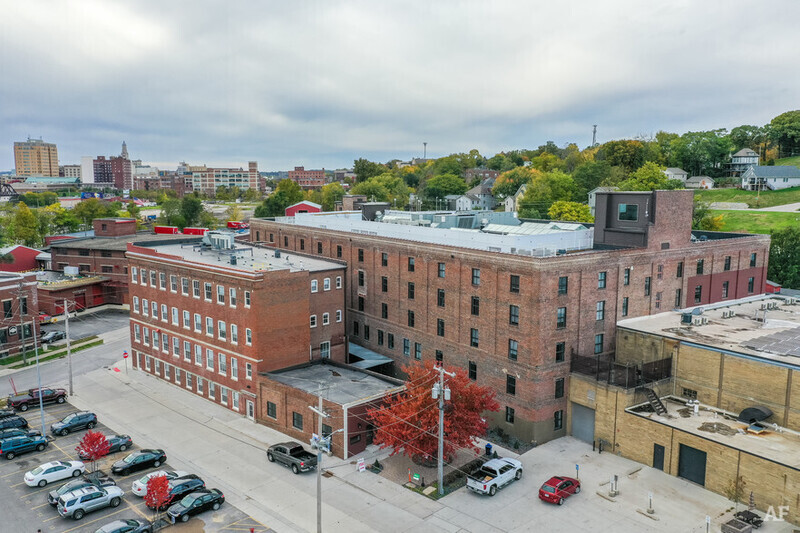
[111,449,167,476]
[51,412,97,436]
[0,415,29,431]
[147,475,205,510]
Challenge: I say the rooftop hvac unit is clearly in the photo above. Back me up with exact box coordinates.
[721,310,731,318]
[760,303,767,310]
[730,310,736,317]
[702,316,708,325]
[692,317,703,326]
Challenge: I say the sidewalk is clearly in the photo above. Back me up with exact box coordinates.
[0,330,112,379]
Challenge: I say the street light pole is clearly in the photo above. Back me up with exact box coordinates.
[432,364,455,496]
[32,320,46,437]
[63,299,73,396]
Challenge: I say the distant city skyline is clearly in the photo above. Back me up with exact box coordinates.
[2,1,799,173]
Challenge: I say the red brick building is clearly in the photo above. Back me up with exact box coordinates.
[288,166,326,190]
[0,245,48,272]
[249,190,771,445]
[0,271,39,360]
[285,201,322,217]
[126,234,347,420]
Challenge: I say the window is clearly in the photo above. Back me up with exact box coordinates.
[151,301,158,317]
[694,285,702,304]
[209,382,215,400]
[231,357,238,380]
[246,362,252,379]
[310,315,317,328]
[292,412,303,430]
[195,345,202,365]
[336,245,342,258]
[323,278,330,291]
[204,282,212,301]
[358,296,364,311]
[194,313,201,331]
[364,325,370,341]
[508,339,518,360]
[555,378,565,398]
[131,266,138,283]
[231,324,238,343]
[555,342,565,362]
[748,277,755,293]
[594,334,604,354]
[438,262,445,278]
[407,282,415,299]
[174,367,181,383]
[554,410,564,430]
[414,342,421,360]
[133,297,140,314]
[229,288,237,306]
[557,307,567,329]
[206,317,214,336]
[506,375,516,395]
[267,401,277,418]
[437,289,445,307]
[471,296,480,316]
[218,320,226,340]
[246,328,252,345]
[159,272,166,289]
[596,301,605,321]
[183,310,190,328]
[468,361,477,380]
[311,280,318,293]
[181,277,189,295]
[675,288,682,307]
[724,256,731,271]
[101,265,113,274]
[322,313,329,326]
[160,304,168,321]
[299,239,305,251]
[377,330,384,346]
[317,242,323,254]
[143,328,150,346]
[219,353,227,374]
[505,407,515,424]
[2,300,11,319]
[657,264,663,280]
[381,276,388,292]
[388,333,394,349]
[470,328,479,348]
[244,291,251,307]
[403,338,410,356]
[170,275,177,292]
[677,262,683,278]
[558,276,568,295]
[750,252,757,268]
[381,252,388,267]
[623,268,630,286]
[171,307,179,325]
[408,257,415,272]
[193,280,200,298]
[722,281,729,299]
[644,277,651,296]
[336,310,342,323]
[153,332,160,350]
[682,388,698,400]
[134,324,141,342]
[472,268,480,285]
[510,275,520,293]
[407,310,415,327]
[358,249,364,262]
[598,271,607,289]
[353,321,359,336]
[618,203,638,221]
[197,377,204,394]
[181,339,189,359]
[437,319,445,337]
[140,269,147,284]
[358,271,364,287]
[335,276,342,289]
[164,364,171,380]
[622,297,629,317]
[696,259,704,275]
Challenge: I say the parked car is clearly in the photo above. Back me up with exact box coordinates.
[8,387,67,411]
[167,488,225,523]
[48,473,116,506]
[57,484,125,520]
[0,415,29,431]
[538,476,581,505]
[41,330,67,344]
[51,411,97,436]
[111,449,167,476]
[266,442,317,474]
[78,434,132,460]
[131,470,189,497]
[39,311,56,323]
[466,457,523,496]
[24,460,85,487]
[146,475,205,510]
[94,518,152,533]
[0,434,48,460]
[0,428,41,440]
[0,408,16,418]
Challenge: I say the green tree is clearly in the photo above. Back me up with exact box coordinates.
[571,160,613,202]
[596,140,647,174]
[180,195,204,227]
[486,153,517,172]
[670,130,732,177]
[547,201,593,222]
[769,110,800,158]
[618,162,683,191]
[518,170,575,218]
[13,203,39,246]
[492,167,539,199]
[320,182,345,211]
[159,198,184,227]
[126,202,141,221]
[431,155,464,177]
[254,179,304,217]
[768,227,800,288]
[530,152,564,172]
[225,205,243,221]
[423,173,467,200]
[353,158,386,182]
[351,173,411,207]
[729,125,767,154]
[73,198,118,227]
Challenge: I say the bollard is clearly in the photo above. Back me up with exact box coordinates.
[647,492,654,514]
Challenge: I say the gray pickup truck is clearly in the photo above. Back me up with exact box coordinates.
[267,442,317,474]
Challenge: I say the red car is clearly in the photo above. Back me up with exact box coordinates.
[538,476,581,505]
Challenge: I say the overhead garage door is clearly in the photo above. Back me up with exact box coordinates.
[678,444,707,486]
[571,403,595,444]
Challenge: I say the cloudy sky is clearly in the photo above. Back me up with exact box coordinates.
[1,1,798,172]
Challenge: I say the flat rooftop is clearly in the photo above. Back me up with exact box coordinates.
[627,397,800,470]
[618,294,800,369]
[267,363,403,406]
[149,241,342,273]
[50,233,195,251]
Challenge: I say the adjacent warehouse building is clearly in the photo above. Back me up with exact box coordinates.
[249,190,771,445]
[0,272,39,360]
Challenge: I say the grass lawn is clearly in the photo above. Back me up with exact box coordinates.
[695,186,800,208]
[710,210,800,234]
[776,156,800,167]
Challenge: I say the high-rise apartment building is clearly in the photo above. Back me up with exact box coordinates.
[187,162,260,195]
[14,138,58,177]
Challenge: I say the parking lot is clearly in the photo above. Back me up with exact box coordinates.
[0,402,271,533]
[39,308,131,343]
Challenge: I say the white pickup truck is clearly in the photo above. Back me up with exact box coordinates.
[466,457,523,496]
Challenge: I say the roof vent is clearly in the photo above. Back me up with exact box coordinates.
[737,406,773,424]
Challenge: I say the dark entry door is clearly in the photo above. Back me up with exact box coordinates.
[678,444,706,486]
[653,444,665,471]
[366,424,375,445]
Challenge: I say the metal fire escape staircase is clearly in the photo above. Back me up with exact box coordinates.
[638,387,668,416]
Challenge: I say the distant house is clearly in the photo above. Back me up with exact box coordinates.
[729,148,759,176]
[588,186,619,216]
[663,168,688,182]
[285,201,322,216]
[504,184,528,212]
[463,181,496,210]
[0,245,48,272]
[741,166,800,191]
[685,176,715,189]
[465,168,499,183]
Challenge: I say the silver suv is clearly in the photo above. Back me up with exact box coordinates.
[57,485,125,520]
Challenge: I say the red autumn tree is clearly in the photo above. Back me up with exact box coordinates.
[367,361,499,460]
[75,430,110,473]
[145,474,171,517]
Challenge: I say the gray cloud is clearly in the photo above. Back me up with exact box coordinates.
[1,0,798,171]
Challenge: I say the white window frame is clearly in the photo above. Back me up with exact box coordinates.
[142,299,149,317]
[183,340,191,361]
[219,353,227,375]
[310,315,317,328]
[161,333,169,353]
[186,372,193,389]
[143,327,150,346]
[145,356,151,371]
[311,280,318,293]
[323,278,330,291]
[229,288,237,307]
[321,341,330,358]
[218,320,226,340]
[217,285,225,305]
[194,313,201,332]
[183,310,190,329]
[164,364,171,380]
[322,313,330,325]
[151,301,158,317]
[193,280,200,298]
[133,296,139,314]
[231,357,238,380]
[245,328,252,345]
[131,266,138,284]
[206,349,214,370]
[204,282,212,301]
[195,344,202,366]
[197,377,204,394]
[221,386,229,405]
[155,359,161,375]
[160,303,167,321]
[174,367,181,383]
[170,275,178,292]
[181,277,189,295]
[244,291,251,308]
[173,336,180,357]
[171,307,179,325]
[246,362,253,380]
[134,324,141,342]
[233,391,240,410]
[159,272,167,290]
[336,310,342,323]
[209,381,216,400]
[231,324,238,344]
[206,317,214,336]
[140,268,147,284]
[336,276,342,289]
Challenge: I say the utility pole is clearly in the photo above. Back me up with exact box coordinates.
[432,364,455,495]
[32,320,46,437]
[592,125,598,147]
[63,299,73,396]
[309,394,328,533]
[423,142,427,159]
[17,282,28,365]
